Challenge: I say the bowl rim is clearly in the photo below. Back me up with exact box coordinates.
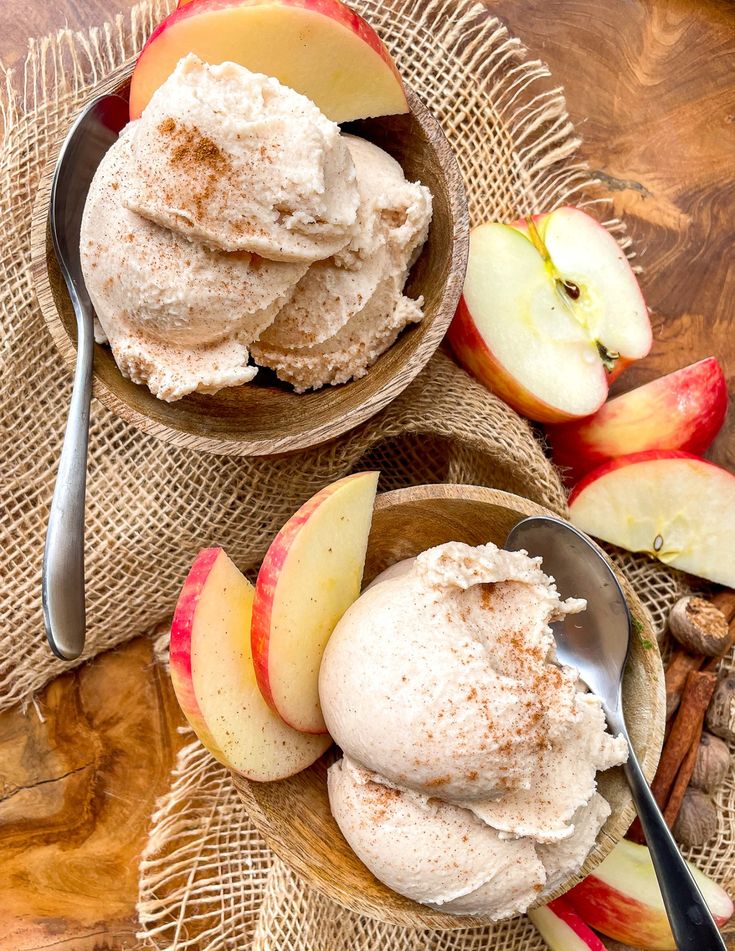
[233,484,666,929]
[30,60,470,457]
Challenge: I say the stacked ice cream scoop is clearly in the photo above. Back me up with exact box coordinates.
[80,54,431,402]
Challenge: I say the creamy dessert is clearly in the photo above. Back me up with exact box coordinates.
[80,54,432,401]
[319,541,628,919]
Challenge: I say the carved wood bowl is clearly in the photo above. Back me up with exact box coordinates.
[31,62,469,456]
[233,484,666,929]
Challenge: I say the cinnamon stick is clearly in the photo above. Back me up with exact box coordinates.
[665,649,705,719]
[663,715,706,829]
[711,589,735,624]
[627,670,716,844]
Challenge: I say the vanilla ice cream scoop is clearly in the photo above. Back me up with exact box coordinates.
[328,757,546,920]
[320,541,627,919]
[80,124,307,401]
[252,135,431,389]
[124,55,359,262]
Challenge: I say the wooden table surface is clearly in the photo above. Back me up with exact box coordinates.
[1,1,733,948]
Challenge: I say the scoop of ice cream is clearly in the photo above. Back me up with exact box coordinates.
[80,124,307,401]
[328,756,545,920]
[320,542,615,803]
[124,55,359,262]
[252,135,432,390]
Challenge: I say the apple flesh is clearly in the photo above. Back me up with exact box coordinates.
[568,450,735,587]
[563,839,733,950]
[448,207,652,423]
[528,898,608,950]
[547,357,728,482]
[170,547,331,780]
[129,0,408,123]
[251,472,379,734]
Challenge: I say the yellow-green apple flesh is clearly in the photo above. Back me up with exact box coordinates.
[569,450,735,587]
[547,357,728,483]
[251,471,379,734]
[129,0,408,123]
[528,898,608,951]
[170,547,331,780]
[563,839,733,950]
[448,207,651,423]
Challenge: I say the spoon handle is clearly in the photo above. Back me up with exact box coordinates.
[621,743,726,950]
[42,287,93,661]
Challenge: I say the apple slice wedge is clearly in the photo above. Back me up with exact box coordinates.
[563,839,733,950]
[129,0,408,123]
[569,450,735,587]
[170,547,331,780]
[252,471,379,734]
[448,207,652,423]
[547,357,728,482]
[528,898,608,950]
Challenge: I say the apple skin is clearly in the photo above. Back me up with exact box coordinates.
[448,294,590,424]
[130,0,406,121]
[169,547,227,761]
[548,357,728,482]
[528,897,608,950]
[563,840,733,950]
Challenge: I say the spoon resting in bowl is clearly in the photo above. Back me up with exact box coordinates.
[506,515,726,951]
[42,94,129,661]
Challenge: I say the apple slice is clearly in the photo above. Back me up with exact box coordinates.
[564,839,733,950]
[448,207,652,423]
[252,471,379,734]
[528,898,608,950]
[568,450,735,587]
[170,547,331,780]
[547,358,728,482]
[129,0,408,123]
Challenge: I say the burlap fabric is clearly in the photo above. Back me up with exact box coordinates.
[0,0,732,947]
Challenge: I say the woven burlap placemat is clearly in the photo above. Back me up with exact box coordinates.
[1,0,732,947]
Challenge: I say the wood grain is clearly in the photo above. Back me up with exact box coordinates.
[234,485,665,928]
[0,636,186,951]
[31,74,469,456]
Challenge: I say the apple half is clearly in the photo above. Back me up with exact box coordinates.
[547,357,728,482]
[448,207,652,423]
[564,839,733,950]
[569,450,735,587]
[170,547,331,780]
[129,0,408,123]
[251,471,379,734]
[528,898,607,951]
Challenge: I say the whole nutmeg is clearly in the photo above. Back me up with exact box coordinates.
[672,788,718,847]
[690,732,731,792]
[668,596,730,656]
[706,675,735,743]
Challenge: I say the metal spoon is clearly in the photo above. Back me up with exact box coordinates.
[506,515,726,951]
[42,94,129,661]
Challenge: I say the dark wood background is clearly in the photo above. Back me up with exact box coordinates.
[1,0,733,948]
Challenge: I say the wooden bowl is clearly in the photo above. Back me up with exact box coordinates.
[30,63,469,456]
[233,484,666,929]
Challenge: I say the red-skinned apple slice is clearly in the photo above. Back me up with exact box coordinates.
[563,839,733,950]
[129,0,408,123]
[252,471,379,734]
[448,207,652,423]
[547,357,728,482]
[170,547,331,780]
[569,450,735,587]
[528,898,608,950]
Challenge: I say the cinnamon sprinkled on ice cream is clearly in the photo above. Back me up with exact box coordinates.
[80,55,431,401]
[319,542,627,919]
